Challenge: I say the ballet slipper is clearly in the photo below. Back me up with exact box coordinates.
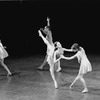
[82,88,88,93]
[54,82,58,89]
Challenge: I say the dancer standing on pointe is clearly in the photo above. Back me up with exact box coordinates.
[53,41,73,72]
[38,17,54,70]
[60,43,92,93]
[0,40,12,76]
[38,29,60,88]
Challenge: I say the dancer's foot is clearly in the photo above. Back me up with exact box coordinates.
[38,66,43,70]
[56,67,61,72]
[69,86,72,89]
[7,72,12,76]
[54,82,58,89]
[82,88,88,93]
[69,84,73,89]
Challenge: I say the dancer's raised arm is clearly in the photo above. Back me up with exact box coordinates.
[47,17,50,27]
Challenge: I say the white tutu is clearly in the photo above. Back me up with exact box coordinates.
[79,58,92,74]
[0,47,8,59]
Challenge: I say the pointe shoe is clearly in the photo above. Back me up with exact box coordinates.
[82,88,88,93]
[56,67,61,72]
[55,85,58,89]
[54,82,58,89]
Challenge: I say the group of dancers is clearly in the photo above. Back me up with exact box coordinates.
[0,17,92,93]
[38,17,92,93]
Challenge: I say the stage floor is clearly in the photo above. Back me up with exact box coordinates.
[0,55,100,100]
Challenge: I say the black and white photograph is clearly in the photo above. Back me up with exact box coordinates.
[0,0,100,100]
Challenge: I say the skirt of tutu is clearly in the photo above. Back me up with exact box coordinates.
[79,59,92,74]
[0,48,8,59]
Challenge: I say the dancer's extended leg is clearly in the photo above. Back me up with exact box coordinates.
[69,74,88,93]
[69,75,80,89]
[49,61,58,89]
[38,54,48,69]
[56,60,61,72]
[0,59,11,76]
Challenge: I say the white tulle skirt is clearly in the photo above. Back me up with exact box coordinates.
[0,48,8,59]
[79,58,92,74]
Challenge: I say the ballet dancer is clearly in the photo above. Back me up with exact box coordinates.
[0,40,12,76]
[61,43,92,93]
[38,17,54,70]
[38,29,58,88]
[53,41,73,72]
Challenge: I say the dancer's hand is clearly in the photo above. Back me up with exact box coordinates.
[61,55,64,58]
[71,49,74,51]
[47,17,50,22]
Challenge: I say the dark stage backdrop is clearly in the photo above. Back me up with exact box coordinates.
[0,1,100,58]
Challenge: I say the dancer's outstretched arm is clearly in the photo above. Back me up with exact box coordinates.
[42,17,50,35]
[61,54,76,60]
[63,48,73,52]
[54,56,62,63]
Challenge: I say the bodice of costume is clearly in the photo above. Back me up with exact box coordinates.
[77,47,87,63]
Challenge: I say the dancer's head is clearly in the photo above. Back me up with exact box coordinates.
[54,41,62,48]
[44,26,50,31]
[71,43,80,52]
[43,26,50,35]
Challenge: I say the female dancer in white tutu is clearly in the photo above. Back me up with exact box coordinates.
[61,43,92,93]
[0,40,12,76]
[38,17,54,70]
[54,41,72,72]
[38,29,59,88]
